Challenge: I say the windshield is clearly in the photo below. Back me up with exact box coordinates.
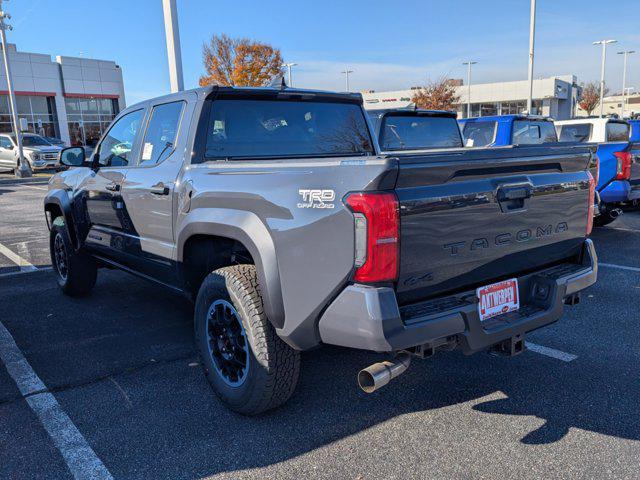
[204,99,374,159]
[18,135,52,147]
[378,115,462,150]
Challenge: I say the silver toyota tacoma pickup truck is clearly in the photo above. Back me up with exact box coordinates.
[45,86,598,415]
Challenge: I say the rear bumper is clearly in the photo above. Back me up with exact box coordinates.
[318,239,597,354]
[599,180,630,204]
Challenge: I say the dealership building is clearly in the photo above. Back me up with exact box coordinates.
[362,75,581,120]
[0,43,125,147]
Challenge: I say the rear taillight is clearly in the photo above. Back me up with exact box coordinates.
[614,151,632,180]
[345,192,399,283]
[586,171,596,236]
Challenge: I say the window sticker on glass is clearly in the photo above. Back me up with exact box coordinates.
[142,142,154,160]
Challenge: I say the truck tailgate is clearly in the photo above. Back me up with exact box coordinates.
[394,145,594,305]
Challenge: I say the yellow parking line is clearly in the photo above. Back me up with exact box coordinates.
[0,241,37,272]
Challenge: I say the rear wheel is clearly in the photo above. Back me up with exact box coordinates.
[50,221,97,296]
[195,265,300,415]
[594,212,617,227]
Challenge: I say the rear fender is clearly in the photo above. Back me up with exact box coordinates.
[176,208,284,329]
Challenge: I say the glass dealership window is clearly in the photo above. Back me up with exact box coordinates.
[65,97,119,147]
[0,95,59,138]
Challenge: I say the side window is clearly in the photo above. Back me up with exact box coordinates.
[96,109,144,167]
[0,137,12,148]
[606,122,630,142]
[139,101,184,166]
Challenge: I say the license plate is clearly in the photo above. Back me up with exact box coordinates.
[476,278,519,322]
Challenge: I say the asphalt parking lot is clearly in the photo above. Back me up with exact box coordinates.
[1,172,639,479]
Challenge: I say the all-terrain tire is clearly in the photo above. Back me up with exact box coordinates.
[594,213,616,227]
[195,265,300,415]
[49,221,97,296]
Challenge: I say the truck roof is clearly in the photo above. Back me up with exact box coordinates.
[127,85,365,110]
[460,114,554,123]
[555,117,627,125]
[368,108,457,119]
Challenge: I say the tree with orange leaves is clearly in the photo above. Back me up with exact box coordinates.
[411,78,461,111]
[199,34,284,87]
[578,82,607,116]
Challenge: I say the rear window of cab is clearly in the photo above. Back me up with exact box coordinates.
[378,115,463,150]
[203,99,374,160]
[511,120,558,145]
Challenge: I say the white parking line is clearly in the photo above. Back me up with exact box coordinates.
[0,267,52,278]
[20,184,48,191]
[0,241,37,272]
[604,226,640,234]
[0,321,113,480]
[599,262,640,273]
[526,342,577,362]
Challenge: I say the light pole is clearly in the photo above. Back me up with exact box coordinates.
[593,39,617,118]
[0,0,30,178]
[341,68,354,92]
[462,61,477,118]
[162,0,184,92]
[526,0,536,114]
[617,50,635,118]
[282,63,297,87]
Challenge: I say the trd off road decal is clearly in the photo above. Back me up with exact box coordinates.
[297,189,335,209]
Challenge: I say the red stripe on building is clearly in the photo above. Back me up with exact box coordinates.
[63,93,119,99]
[0,90,57,97]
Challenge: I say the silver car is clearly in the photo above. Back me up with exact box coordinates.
[0,133,63,172]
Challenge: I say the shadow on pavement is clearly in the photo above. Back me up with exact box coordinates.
[1,269,638,479]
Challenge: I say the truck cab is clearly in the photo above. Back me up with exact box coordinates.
[556,118,632,225]
[458,115,558,147]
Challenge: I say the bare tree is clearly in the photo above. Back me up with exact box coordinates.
[199,34,284,87]
[411,78,461,111]
[579,82,608,116]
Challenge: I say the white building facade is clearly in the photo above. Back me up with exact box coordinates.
[0,44,125,147]
[362,75,581,120]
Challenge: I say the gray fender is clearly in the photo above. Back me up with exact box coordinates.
[176,208,285,329]
[43,189,81,250]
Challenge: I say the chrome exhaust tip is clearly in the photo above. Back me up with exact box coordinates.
[610,208,622,219]
[357,353,411,393]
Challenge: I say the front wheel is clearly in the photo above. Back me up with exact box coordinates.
[195,265,300,415]
[50,221,97,296]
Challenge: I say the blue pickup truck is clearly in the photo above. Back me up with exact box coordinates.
[458,115,558,147]
[628,119,640,204]
[555,118,633,226]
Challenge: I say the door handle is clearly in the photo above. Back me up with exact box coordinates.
[150,182,170,195]
[105,183,120,192]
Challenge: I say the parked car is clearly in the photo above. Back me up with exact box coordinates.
[43,136,67,147]
[628,119,640,205]
[459,115,558,147]
[0,133,63,172]
[45,86,597,415]
[368,109,463,150]
[556,118,633,226]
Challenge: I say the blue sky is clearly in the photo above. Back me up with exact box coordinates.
[9,0,640,105]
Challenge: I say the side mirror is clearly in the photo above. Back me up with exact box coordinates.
[59,146,87,167]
